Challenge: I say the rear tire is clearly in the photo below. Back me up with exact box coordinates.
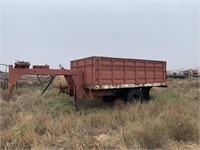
[126,89,143,104]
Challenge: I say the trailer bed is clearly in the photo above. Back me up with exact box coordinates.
[71,56,167,89]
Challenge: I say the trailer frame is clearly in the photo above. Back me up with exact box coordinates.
[7,56,167,103]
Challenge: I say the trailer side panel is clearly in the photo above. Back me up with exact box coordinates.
[70,56,166,89]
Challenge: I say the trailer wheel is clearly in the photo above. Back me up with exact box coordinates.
[126,89,143,104]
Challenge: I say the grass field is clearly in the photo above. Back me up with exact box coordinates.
[0,78,199,149]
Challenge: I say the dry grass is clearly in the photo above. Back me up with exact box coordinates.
[0,78,199,149]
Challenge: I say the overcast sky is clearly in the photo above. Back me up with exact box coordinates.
[0,0,199,70]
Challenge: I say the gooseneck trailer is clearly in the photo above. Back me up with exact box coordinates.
[7,56,167,103]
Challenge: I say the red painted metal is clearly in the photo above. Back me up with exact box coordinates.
[8,65,85,99]
[70,56,166,87]
[7,56,167,100]
[33,65,49,69]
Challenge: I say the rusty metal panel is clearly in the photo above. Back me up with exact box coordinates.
[70,56,166,88]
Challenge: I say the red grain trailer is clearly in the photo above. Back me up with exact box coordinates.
[7,56,167,104]
[70,56,167,103]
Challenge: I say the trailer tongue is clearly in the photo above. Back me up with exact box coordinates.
[7,56,167,104]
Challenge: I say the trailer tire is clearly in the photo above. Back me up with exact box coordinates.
[126,89,143,104]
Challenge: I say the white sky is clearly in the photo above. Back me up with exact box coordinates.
[0,0,199,70]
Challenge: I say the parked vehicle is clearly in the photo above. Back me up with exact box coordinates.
[8,56,167,104]
[167,69,199,79]
[184,69,199,77]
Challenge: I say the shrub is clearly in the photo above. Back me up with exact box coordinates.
[1,123,32,149]
[122,120,167,149]
[0,78,199,149]
[166,116,199,142]
[0,101,21,130]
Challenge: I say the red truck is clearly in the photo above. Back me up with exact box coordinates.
[8,56,167,103]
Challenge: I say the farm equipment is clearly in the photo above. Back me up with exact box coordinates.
[183,69,199,77]
[7,56,167,104]
[177,71,187,79]
[14,60,30,68]
[167,69,199,79]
